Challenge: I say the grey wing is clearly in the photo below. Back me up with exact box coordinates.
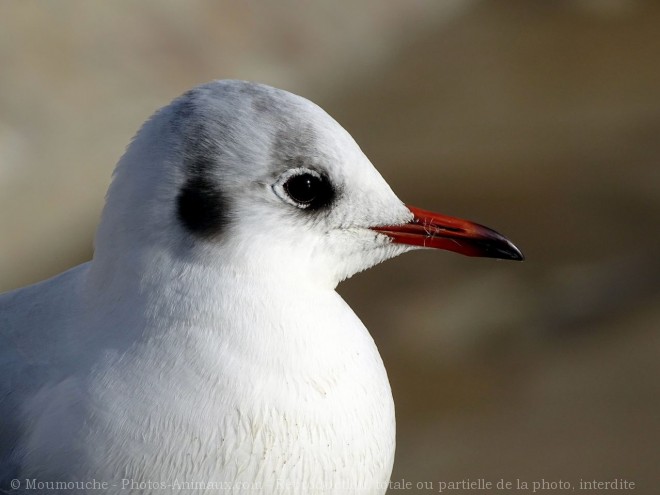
[0,265,89,484]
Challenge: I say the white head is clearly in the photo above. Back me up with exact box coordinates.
[93,80,521,291]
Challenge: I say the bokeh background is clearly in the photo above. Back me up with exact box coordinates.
[1,1,658,492]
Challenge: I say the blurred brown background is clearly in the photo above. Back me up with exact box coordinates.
[1,1,658,493]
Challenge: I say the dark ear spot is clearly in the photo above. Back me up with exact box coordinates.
[177,156,228,239]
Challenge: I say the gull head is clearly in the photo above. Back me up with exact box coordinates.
[94,80,522,290]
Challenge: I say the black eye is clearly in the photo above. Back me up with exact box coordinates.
[274,168,336,211]
[284,173,322,205]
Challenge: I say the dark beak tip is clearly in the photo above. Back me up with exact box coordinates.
[494,240,525,262]
[476,226,525,262]
[508,247,525,262]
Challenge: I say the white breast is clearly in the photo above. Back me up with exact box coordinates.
[59,280,395,495]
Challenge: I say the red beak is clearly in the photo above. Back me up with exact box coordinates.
[372,205,524,261]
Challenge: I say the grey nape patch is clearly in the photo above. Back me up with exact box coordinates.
[238,81,288,115]
[171,94,196,127]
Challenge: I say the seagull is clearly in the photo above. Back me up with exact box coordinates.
[0,80,522,494]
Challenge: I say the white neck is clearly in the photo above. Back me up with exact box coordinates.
[76,244,396,493]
